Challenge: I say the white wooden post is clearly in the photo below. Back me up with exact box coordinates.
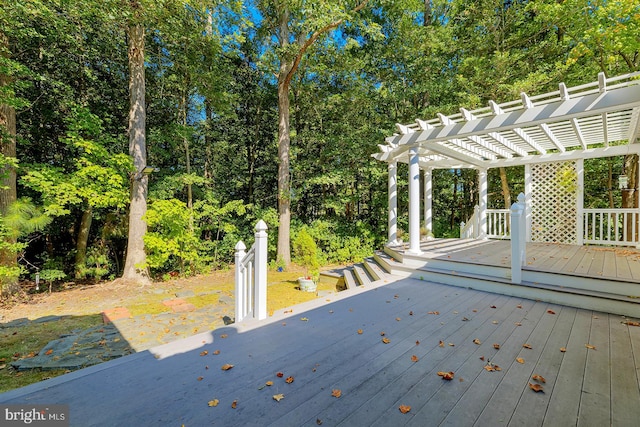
[234,241,247,322]
[254,220,268,321]
[424,168,433,239]
[479,168,488,239]
[408,147,422,254]
[524,164,532,242]
[388,161,398,245]
[473,205,480,238]
[576,158,584,245]
[510,193,526,284]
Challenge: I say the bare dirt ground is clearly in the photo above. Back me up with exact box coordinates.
[0,270,237,324]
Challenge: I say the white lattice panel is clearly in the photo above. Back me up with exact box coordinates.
[530,161,578,244]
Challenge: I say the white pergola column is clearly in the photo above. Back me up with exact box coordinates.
[408,147,422,254]
[387,161,398,245]
[524,164,532,242]
[576,159,584,245]
[479,168,488,239]
[423,168,433,239]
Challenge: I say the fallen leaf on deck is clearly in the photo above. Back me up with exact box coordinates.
[273,394,285,402]
[490,305,497,309]
[448,343,455,347]
[546,310,556,315]
[416,340,420,345]
[623,321,640,327]
[516,357,525,364]
[208,399,219,407]
[316,418,323,425]
[399,405,411,414]
[213,350,220,355]
[473,338,481,345]
[473,309,478,312]
[276,372,284,377]
[515,322,522,326]
[517,304,523,309]
[453,311,459,314]
[380,331,386,336]
[285,376,294,384]
[396,317,401,321]
[438,371,455,380]
[523,343,532,349]
[221,364,234,371]
[585,344,596,350]
[439,340,444,347]
[300,317,309,322]
[382,337,391,344]
[200,350,208,356]
[532,374,546,383]
[529,383,544,393]
[411,355,419,362]
[560,347,567,352]
[45,349,53,356]
[331,389,342,398]
[357,329,363,335]
[197,376,204,381]
[266,381,273,386]
[428,311,440,315]
[329,310,334,314]
[409,311,414,316]
[479,356,485,361]
[493,344,500,350]
[462,317,469,321]
[492,321,498,324]
[394,294,399,299]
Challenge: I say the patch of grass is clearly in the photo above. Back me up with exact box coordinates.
[267,270,339,313]
[127,302,168,317]
[0,315,103,393]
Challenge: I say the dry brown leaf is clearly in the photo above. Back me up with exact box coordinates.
[221,364,234,371]
[515,322,522,326]
[316,418,323,425]
[439,340,444,347]
[473,338,481,345]
[411,355,419,362]
[529,383,544,393]
[623,321,640,327]
[208,399,219,407]
[448,343,455,347]
[492,321,499,324]
[213,350,220,355]
[516,357,525,364]
[266,381,273,386]
[428,311,440,315]
[532,374,546,383]
[276,372,284,377]
[473,309,478,312]
[399,405,411,414]
[479,356,485,361]
[416,340,420,346]
[560,347,567,353]
[382,337,391,344]
[197,376,204,381]
[231,400,238,409]
[517,304,523,309]
[357,329,363,335]
[200,350,208,356]
[585,344,596,350]
[523,343,533,349]
[396,317,401,321]
[300,317,309,322]
[220,334,228,339]
[45,349,53,356]
[547,310,556,315]
[462,317,469,321]
[380,331,386,336]
[331,389,342,398]
[273,394,285,402]
[409,311,414,316]
[285,376,294,384]
[441,371,455,380]
[490,305,497,309]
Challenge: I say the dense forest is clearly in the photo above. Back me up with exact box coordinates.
[0,0,638,292]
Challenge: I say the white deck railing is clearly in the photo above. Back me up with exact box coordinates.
[487,209,510,239]
[460,206,480,238]
[510,193,527,284]
[583,209,640,246]
[235,220,268,322]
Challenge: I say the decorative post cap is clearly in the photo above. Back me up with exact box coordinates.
[235,241,246,251]
[517,193,526,203]
[255,220,268,232]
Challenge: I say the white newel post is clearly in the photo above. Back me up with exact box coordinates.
[234,241,247,322]
[388,161,398,245]
[254,220,268,321]
[510,193,526,284]
[424,169,433,239]
[408,147,422,254]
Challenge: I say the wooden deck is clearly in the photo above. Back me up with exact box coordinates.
[2,277,640,426]
[403,238,640,282]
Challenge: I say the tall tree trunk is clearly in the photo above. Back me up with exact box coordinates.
[499,167,511,209]
[181,91,193,230]
[277,57,293,264]
[122,23,150,283]
[0,31,19,296]
[75,206,93,278]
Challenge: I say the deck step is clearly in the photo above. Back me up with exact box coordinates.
[343,269,358,290]
[414,265,640,318]
[352,264,373,287]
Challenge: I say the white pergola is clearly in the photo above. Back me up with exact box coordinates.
[374,72,640,254]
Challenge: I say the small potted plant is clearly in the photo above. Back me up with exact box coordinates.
[293,228,320,293]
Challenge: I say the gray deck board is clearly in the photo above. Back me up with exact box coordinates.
[3,272,640,426]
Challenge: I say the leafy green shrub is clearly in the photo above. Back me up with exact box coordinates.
[293,228,320,277]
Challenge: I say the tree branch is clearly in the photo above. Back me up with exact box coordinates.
[283,0,369,88]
